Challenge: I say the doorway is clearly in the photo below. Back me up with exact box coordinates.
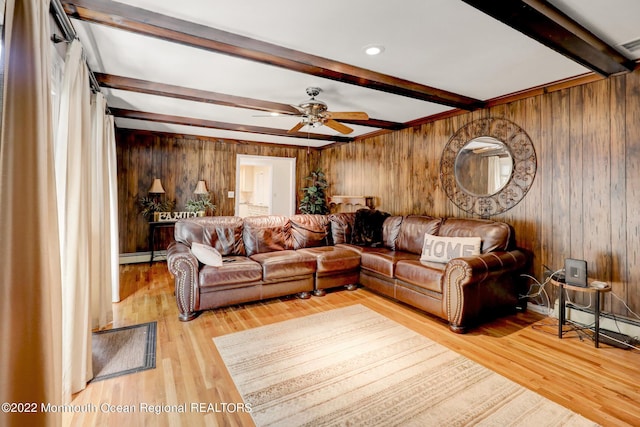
[235,155,296,217]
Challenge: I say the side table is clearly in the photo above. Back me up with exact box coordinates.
[550,278,611,348]
[149,220,176,264]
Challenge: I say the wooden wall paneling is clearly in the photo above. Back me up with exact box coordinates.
[154,136,177,251]
[365,139,377,210]
[609,74,628,314]
[116,131,130,254]
[369,136,384,211]
[625,71,640,314]
[534,90,555,305]
[568,86,585,262]
[564,86,586,306]
[181,138,201,208]
[419,123,436,214]
[542,90,573,280]
[320,144,340,201]
[389,132,404,214]
[212,139,233,215]
[430,118,450,218]
[526,96,544,282]
[355,137,367,203]
[133,133,154,252]
[579,80,611,308]
[115,131,126,254]
[446,113,471,219]
[537,92,554,278]
[333,143,347,200]
[400,130,412,214]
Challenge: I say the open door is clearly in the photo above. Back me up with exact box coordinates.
[236,155,296,217]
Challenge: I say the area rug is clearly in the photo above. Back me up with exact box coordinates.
[91,321,157,382]
[213,305,596,427]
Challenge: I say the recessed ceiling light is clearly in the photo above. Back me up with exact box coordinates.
[364,45,384,56]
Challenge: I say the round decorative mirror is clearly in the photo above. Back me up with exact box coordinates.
[440,118,536,217]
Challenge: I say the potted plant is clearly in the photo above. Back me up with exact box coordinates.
[185,194,216,216]
[299,168,329,214]
[139,196,175,220]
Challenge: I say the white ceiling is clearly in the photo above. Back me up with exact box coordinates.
[67,0,640,147]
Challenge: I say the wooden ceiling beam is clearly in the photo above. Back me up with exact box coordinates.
[462,0,635,76]
[110,108,354,143]
[61,0,484,110]
[95,73,404,130]
[95,73,300,115]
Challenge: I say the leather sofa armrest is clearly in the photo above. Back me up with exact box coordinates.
[443,249,529,333]
[167,241,200,321]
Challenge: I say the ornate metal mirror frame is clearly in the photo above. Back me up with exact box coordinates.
[440,117,537,217]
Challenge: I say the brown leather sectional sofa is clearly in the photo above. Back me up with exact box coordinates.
[166,212,530,333]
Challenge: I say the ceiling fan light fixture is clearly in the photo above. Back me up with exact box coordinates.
[364,44,385,56]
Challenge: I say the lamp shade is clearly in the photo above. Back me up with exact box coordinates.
[148,178,165,194]
[194,180,208,195]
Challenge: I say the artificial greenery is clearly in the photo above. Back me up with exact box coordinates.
[299,168,329,214]
[139,196,175,219]
[185,194,217,214]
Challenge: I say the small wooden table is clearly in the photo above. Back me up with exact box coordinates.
[550,278,611,347]
[149,220,176,264]
[329,195,375,212]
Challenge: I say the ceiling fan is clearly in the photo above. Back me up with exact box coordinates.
[287,87,369,135]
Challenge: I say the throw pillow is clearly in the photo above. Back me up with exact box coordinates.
[420,233,482,263]
[191,242,223,266]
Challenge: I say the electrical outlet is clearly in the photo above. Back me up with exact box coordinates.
[228,191,234,198]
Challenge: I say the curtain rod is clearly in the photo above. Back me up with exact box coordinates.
[50,0,102,94]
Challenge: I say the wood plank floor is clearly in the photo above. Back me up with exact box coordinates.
[65,263,640,426]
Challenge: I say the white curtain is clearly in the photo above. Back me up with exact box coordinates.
[105,112,120,303]
[55,39,93,399]
[55,39,117,400]
[0,0,62,425]
[90,92,118,322]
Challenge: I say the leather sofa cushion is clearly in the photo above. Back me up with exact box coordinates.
[328,213,355,245]
[175,216,245,256]
[250,250,317,280]
[297,246,361,273]
[360,250,419,278]
[289,214,330,249]
[336,243,389,255]
[396,215,443,254]
[395,260,445,293]
[439,218,513,253]
[243,215,291,256]
[199,256,262,291]
[383,216,404,250]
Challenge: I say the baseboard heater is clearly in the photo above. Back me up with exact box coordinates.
[566,303,639,349]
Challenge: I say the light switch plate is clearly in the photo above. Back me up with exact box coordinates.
[228,191,235,198]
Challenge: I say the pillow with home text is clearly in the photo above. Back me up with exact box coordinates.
[420,233,481,263]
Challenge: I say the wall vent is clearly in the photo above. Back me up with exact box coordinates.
[620,37,640,53]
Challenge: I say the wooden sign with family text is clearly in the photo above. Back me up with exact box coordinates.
[153,211,204,222]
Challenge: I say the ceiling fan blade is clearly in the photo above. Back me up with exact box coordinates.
[325,111,369,120]
[324,119,354,134]
[287,121,306,134]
